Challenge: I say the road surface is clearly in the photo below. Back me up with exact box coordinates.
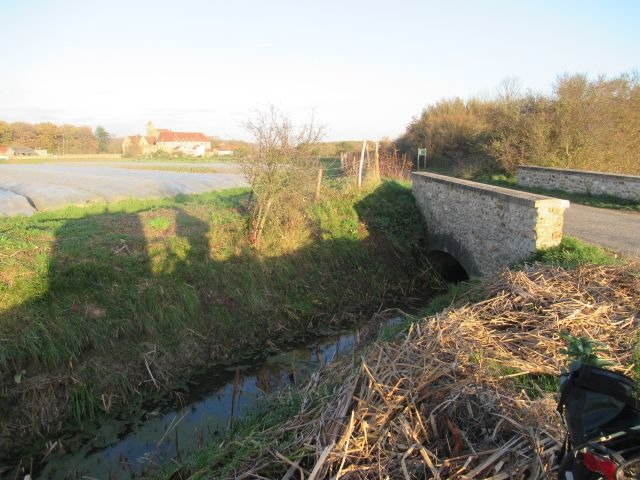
[564,204,640,258]
[0,162,247,216]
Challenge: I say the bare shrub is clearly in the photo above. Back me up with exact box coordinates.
[241,106,325,245]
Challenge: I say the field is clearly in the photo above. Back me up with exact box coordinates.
[0,161,246,216]
[0,179,431,458]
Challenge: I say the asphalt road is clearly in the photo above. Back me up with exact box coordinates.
[0,163,247,216]
[564,204,640,258]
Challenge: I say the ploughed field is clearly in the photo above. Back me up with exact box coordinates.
[0,162,247,216]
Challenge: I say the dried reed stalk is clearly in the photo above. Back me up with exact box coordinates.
[227,263,639,479]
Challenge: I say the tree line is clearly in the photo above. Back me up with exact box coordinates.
[397,72,640,175]
[0,121,117,154]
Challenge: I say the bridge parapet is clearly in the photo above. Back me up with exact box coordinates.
[517,165,640,201]
[412,172,570,277]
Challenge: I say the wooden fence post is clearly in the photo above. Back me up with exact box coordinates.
[314,168,323,203]
[358,140,366,189]
[373,141,380,180]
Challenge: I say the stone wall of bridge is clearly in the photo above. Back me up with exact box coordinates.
[412,172,570,277]
[517,165,640,201]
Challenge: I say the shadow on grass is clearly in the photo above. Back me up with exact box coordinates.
[0,181,430,459]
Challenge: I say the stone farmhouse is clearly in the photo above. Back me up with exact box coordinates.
[122,122,211,156]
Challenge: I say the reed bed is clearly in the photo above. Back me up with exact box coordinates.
[218,263,639,479]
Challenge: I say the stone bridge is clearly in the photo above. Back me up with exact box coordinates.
[412,172,570,278]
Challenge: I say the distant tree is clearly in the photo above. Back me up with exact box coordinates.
[94,126,111,153]
[0,121,13,145]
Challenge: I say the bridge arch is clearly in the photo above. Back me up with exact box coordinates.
[426,250,469,282]
[412,172,569,276]
[427,233,479,280]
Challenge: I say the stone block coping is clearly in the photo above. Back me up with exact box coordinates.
[517,165,640,183]
[412,172,570,209]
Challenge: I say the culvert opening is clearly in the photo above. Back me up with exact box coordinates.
[427,251,469,283]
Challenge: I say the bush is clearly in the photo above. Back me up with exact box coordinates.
[398,72,640,176]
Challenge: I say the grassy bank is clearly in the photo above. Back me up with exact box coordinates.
[162,238,635,479]
[0,180,430,455]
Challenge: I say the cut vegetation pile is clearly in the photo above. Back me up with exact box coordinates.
[195,263,640,479]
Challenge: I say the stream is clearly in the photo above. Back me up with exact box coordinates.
[30,317,402,479]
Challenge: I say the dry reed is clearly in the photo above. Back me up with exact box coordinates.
[221,263,640,479]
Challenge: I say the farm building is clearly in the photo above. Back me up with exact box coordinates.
[156,131,210,156]
[122,135,142,155]
[2,146,38,156]
[139,136,157,155]
[215,143,237,156]
[122,122,211,157]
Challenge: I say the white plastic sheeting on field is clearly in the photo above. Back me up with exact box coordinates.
[0,163,247,216]
[0,188,37,216]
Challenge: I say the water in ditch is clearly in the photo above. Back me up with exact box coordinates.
[32,318,402,479]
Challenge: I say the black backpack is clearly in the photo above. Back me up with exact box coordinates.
[557,364,640,445]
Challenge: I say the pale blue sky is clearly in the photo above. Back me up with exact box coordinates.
[0,0,638,140]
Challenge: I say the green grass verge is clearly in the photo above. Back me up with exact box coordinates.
[532,236,621,269]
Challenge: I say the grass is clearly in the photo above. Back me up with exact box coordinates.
[0,180,430,450]
[532,236,621,268]
[146,216,172,230]
[169,389,312,479]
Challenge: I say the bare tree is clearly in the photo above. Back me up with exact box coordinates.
[241,106,325,245]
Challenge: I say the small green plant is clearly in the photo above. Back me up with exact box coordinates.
[147,216,171,230]
[559,333,613,370]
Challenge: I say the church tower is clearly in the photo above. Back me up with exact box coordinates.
[146,121,158,137]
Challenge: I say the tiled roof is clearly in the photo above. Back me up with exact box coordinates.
[0,146,8,154]
[144,136,156,145]
[217,143,237,150]
[11,146,36,154]
[157,131,208,142]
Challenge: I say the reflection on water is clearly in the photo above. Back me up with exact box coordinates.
[39,326,371,479]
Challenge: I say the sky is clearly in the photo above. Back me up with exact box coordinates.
[0,0,638,141]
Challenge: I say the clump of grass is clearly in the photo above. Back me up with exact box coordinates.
[147,216,172,230]
[533,236,620,269]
